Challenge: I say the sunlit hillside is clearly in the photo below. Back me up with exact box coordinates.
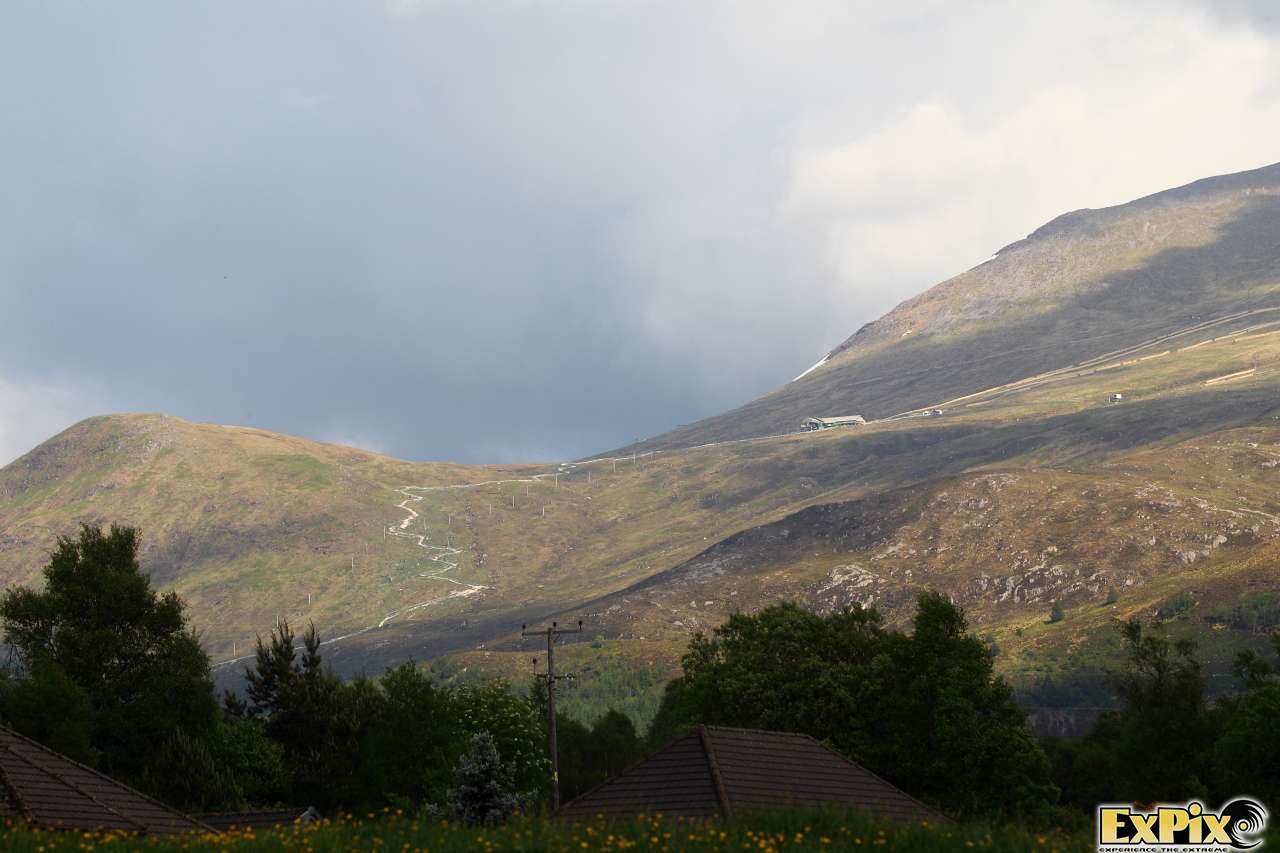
[4,164,1280,728]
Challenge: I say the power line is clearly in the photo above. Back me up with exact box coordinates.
[522,618,583,812]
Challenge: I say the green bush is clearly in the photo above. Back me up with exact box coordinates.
[1155,591,1196,621]
[1207,591,1280,631]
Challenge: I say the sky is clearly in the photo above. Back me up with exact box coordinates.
[2,0,1279,466]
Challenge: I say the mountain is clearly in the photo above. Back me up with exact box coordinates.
[4,163,1280,726]
[624,162,1280,451]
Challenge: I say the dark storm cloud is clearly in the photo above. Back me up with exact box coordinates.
[0,1,859,462]
[2,1,1278,464]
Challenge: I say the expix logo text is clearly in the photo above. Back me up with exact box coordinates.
[1097,799,1268,851]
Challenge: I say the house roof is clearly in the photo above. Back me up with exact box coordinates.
[0,724,212,835]
[196,807,320,832]
[558,725,945,822]
[807,416,866,425]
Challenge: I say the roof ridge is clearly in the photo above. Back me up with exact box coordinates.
[702,724,807,736]
[557,727,709,818]
[697,725,732,817]
[794,732,950,823]
[0,724,214,834]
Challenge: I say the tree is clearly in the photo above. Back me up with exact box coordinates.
[526,675,643,804]
[648,594,1056,817]
[351,663,460,808]
[206,715,289,806]
[590,710,642,781]
[239,619,378,809]
[450,681,548,803]
[447,731,519,825]
[648,600,886,753]
[1109,620,1213,799]
[1049,601,1066,623]
[1212,631,1280,804]
[1049,619,1215,808]
[880,592,1057,816]
[551,714,594,802]
[0,657,95,766]
[144,729,242,812]
[0,524,216,785]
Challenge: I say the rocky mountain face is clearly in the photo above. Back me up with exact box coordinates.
[5,164,1280,721]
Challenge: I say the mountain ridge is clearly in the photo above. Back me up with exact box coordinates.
[614,160,1280,454]
[6,163,1280,720]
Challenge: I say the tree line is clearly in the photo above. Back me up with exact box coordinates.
[1,523,1276,822]
[0,525,639,817]
[648,594,1280,821]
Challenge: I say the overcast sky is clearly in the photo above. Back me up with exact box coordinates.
[2,0,1279,465]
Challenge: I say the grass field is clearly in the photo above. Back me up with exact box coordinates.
[0,810,1139,853]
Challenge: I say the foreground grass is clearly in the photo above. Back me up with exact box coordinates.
[0,810,1107,852]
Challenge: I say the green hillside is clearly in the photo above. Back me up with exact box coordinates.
[3,163,1280,725]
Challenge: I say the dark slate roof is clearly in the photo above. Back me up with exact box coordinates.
[196,807,320,832]
[559,725,945,822]
[0,724,212,835]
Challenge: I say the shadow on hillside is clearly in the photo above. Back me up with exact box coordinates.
[642,190,1280,449]
[580,383,1280,605]
[216,382,1280,691]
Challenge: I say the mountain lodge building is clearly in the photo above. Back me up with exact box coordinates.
[801,415,867,431]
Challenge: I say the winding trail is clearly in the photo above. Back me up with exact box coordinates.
[374,486,489,628]
[215,304,1280,671]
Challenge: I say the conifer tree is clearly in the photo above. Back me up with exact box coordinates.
[447,731,519,825]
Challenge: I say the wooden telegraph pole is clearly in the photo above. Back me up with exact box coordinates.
[522,618,583,812]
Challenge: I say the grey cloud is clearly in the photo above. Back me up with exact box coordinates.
[1,2,1277,464]
[1195,0,1280,30]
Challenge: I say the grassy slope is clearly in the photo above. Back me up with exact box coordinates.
[4,319,1280,703]
[0,415,543,661]
[5,165,1280,723]
[621,161,1280,453]
[445,329,1280,726]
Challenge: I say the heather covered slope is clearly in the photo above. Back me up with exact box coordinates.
[5,163,1280,712]
[6,288,1280,690]
[625,161,1280,452]
[449,325,1280,725]
[0,414,542,661]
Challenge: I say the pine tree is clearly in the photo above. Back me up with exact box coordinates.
[447,731,519,825]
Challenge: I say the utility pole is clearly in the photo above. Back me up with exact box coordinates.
[522,619,583,812]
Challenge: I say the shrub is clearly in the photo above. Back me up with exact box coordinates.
[1155,591,1195,621]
